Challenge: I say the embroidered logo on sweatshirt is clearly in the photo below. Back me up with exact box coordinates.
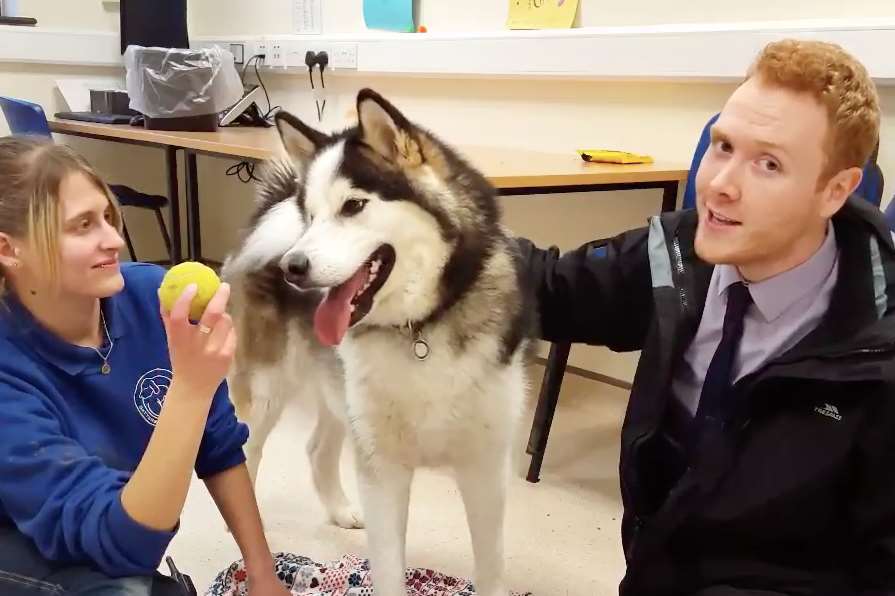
[814,403,843,422]
[133,368,173,426]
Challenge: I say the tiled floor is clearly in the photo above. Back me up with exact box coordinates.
[166,365,630,595]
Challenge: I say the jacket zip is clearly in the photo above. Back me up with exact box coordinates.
[623,232,693,549]
[672,236,689,316]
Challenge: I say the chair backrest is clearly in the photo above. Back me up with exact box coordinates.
[855,141,884,207]
[0,96,52,137]
[682,112,884,209]
[682,113,719,210]
[884,195,895,233]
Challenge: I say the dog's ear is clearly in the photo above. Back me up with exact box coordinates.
[275,111,328,162]
[357,89,423,167]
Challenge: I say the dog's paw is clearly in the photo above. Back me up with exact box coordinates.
[329,505,365,529]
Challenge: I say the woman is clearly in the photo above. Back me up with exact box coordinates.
[0,137,290,596]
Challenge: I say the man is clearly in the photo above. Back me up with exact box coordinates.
[521,39,895,595]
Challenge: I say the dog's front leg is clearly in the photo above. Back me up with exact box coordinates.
[455,452,511,596]
[308,380,363,529]
[357,457,413,596]
[238,370,287,488]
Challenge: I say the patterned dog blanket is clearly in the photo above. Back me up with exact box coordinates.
[206,553,531,596]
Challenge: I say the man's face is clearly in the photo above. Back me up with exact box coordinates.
[694,76,857,281]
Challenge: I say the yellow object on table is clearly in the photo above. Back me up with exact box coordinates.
[577,149,654,164]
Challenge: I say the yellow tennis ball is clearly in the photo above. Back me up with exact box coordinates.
[158,261,221,321]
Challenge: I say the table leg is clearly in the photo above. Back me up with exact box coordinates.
[184,151,202,262]
[661,180,680,212]
[526,341,571,483]
[165,147,183,264]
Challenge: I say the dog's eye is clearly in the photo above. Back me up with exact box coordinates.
[340,199,368,217]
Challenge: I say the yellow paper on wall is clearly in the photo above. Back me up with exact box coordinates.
[507,0,580,30]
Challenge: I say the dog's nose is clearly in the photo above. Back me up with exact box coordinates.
[282,252,310,285]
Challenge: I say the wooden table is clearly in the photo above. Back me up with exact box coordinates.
[49,119,688,263]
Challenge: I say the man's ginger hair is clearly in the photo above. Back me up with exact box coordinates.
[747,39,880,181]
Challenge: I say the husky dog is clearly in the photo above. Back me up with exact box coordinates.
[222,89,534,596]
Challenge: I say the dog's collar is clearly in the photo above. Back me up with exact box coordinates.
[391,320,430,361]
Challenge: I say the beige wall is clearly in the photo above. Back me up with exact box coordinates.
[192,73,894,382]
[194,76,740,380]
[18,0,120,31]
[2,1,894,382]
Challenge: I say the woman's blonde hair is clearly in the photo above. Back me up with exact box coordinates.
[0,136,122,298]
[747,39,881,182]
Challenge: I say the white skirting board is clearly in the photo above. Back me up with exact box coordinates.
[2,19,894,84]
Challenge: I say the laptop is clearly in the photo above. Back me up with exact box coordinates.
[54,111,137,125]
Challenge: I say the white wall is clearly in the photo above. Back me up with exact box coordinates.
[2,0,894,382]
[190,0,895,35]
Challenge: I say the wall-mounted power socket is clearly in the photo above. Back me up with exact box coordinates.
[330,43,358,69]
[252,41,269,65]
[270,42,284,66]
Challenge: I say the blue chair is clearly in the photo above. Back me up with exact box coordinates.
[682,113,720,210]
[884,195,895,233]
[682,112,885,209]
[0,96,172,263]
[859,143,884,207]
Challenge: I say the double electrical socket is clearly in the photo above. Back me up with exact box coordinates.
[248,39,357,70]
[251,41,270,65]
[329,44,359,69]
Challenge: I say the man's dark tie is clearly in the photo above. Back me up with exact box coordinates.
[691,281,753,442]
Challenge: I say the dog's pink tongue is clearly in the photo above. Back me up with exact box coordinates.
[314,265,369,346]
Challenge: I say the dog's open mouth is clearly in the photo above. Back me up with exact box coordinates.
[314,244,396,346]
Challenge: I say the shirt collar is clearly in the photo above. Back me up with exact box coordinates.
[0,292,126,376]
[717,221,838,323]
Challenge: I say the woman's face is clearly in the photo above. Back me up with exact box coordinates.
[19,171,126,300]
